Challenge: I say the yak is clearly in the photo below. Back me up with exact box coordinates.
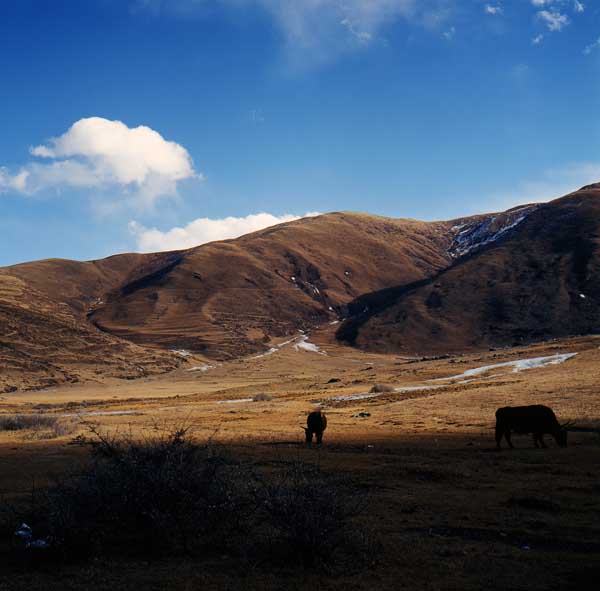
[303,410,327,444]
[495,405,569,449]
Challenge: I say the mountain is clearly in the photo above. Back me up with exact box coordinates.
[337,186,600,354]
[3,186,599,391]
[0,212,455,390]
[71,213,457,357]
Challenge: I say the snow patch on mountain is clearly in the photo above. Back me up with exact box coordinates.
[187,364,215,372]
[294,335,327,355]
[448,205,538,258]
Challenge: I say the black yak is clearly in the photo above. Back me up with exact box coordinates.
[303,410,327,444]
[495,405,569,449]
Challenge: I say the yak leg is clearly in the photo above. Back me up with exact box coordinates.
[316,431,323,444]
[495,426,503,449]
[533,434,540,448]
[505,431,514,449]
[538,434,547,448]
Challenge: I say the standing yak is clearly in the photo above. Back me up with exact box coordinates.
[304,410,327,444]
[495,405,569,449]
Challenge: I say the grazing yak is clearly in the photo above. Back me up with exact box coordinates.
[304,410,327,444]
[495,405,569,449]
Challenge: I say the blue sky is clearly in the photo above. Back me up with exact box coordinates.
[1,0,599,265]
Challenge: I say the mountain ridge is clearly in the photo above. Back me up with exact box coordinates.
[2,186,599,391]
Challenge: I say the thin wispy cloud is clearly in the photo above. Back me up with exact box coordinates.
[132,0,454,69]
[0,118,199,209]
[537,9,570,31]
[480,161,600,213]
[129,212,320,252]
[251,0,431,69]
[340,18,373,46]
[443,26,456,41]
[484,4,503,16]
[530,0,585,35]
[131,0,591,67]
[584,37,600,55]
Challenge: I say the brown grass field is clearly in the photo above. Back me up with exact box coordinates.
[1,324,599,590]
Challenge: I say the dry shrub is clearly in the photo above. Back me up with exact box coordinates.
[0,415,60,431]
[44,427,255,560]
[0,415,76,439]
[4,428,376,570]
[257,462,374,569]
[252,393,273,402]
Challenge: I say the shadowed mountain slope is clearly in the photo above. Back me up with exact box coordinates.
[337,187,600,354]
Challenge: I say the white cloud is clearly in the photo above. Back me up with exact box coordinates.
[537,9,570,31]
[443,26,456,40]
[484,4,503,15]
[0,168,28,193]
[340,18,373,45]
[528,0,581,39]
[531,0,584,14]
[0,117,198,208]
[129,211,321,252]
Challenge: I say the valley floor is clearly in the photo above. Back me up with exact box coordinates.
[1,327,599,590]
